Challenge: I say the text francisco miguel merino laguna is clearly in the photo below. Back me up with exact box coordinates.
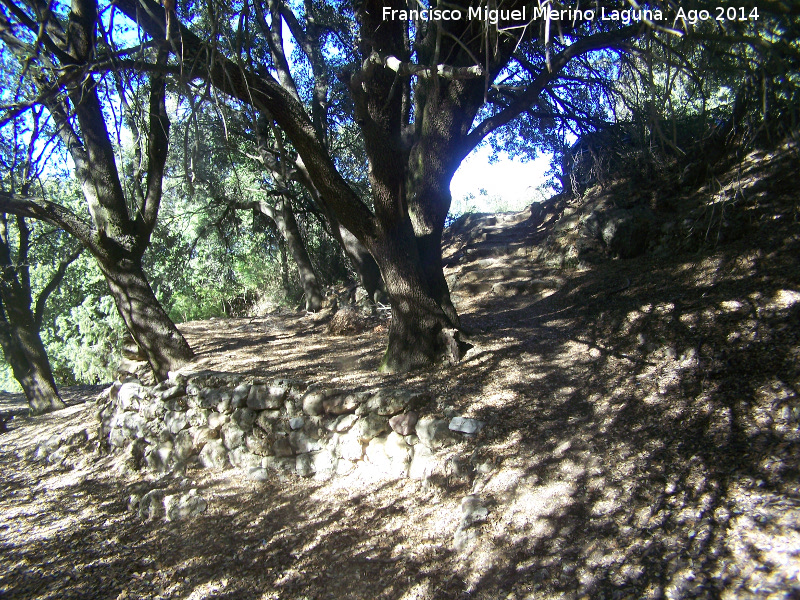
[383,5,665,25]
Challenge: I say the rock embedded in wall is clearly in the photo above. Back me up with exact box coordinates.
[416,416,457,449]
[389,411,418,436]
[199,439,229,470]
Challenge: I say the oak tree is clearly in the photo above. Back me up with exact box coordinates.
[0,0,194,380]
[111,0,641,371]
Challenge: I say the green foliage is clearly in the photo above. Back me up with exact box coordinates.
[449,192,480,220]
[144,189,298,321]
[46,295,125,385]
[0,213,122,388]
[491,4,800,194]
[0,364,22,393]
[139,89,354,321]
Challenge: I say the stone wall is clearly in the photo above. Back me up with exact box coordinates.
[96,371,485,483]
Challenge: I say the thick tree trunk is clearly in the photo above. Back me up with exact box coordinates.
[378,291,452,373]
[0,308,65,415]
[370,223,465,373]
[101,260,193,381]
[368,167,472,371]
[413,213,460,327]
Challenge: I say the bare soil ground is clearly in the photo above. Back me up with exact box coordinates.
[1,141,799,600]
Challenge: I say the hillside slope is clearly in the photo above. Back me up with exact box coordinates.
[1,138,799,600]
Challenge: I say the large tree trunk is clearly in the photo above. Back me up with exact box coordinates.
[369,216,465,373]
[374,264,467,373]
[0,308,65,415]
[100,260,193,381]
[369,211,471,372]
[0,7,197,381]
[375,269,454,373]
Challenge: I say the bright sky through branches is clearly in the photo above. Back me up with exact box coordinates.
[450,145,553,214]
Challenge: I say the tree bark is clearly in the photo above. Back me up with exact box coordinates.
[372,239,456,372]
[63,68,195,378]
[289,160,385,300]
[251,114,324,312]
[368,186,466,373]
[0,216,66,414]
[278,237,290,292]
[337,224,384,302]
[100,259,192,381]
[273,198,322,312]
[0,305,65,415]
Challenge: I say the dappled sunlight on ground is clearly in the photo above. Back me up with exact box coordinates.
[2,144,800,598]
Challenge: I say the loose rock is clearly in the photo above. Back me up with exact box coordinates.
[164,489,207,521]
[448,417,485,435]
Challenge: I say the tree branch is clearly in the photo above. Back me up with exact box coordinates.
[252,0,300,103]
[114,0,377,243]
[281,1,330,145]
[0,191,94,246]
[138,46,170,241]
[364,51,485,80]
[0,0,71,63]
[33,245,82,330]
[232,199,277,221]
[464,25,640,154]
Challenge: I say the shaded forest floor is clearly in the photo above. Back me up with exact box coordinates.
[1,139,800,599]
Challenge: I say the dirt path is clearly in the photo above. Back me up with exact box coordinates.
[1,147,799,599]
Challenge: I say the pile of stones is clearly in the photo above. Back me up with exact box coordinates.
[96,371,486,483]
[31,428,94,466]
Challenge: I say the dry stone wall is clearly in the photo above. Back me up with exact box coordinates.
[96,371,485,483]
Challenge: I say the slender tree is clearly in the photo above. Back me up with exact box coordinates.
[0,102,80,413]
[0,214,82,413]
[0,0,194,380]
